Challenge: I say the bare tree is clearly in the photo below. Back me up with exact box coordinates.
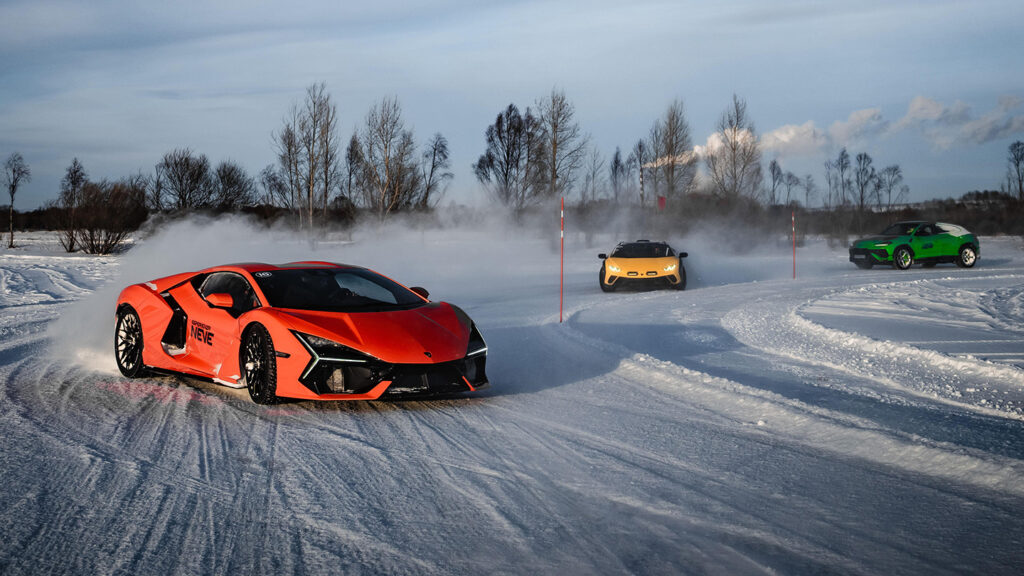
[258,165,287,206]
[628,139,650,207]
[580,146,605,205]
[273,82,340,226]
[823,160,835,209]
[311,84,339,219]
[768,159,783,205]
[824,149,852,209]
[536,88,588,199]
[213,160,256,210]
[146,171,165,212]
[76,177,147,255]
[648,99,697,201]
[359,96,420,220]
[274,107,302,214]
[4,153,31,248]
[59,158,87,252]
[474,104,544,215]
[419,133,453,209]
[853,152,878,232]
[784,171,801,205]
[1009,141,1024,201]
[343,131,363,204]
[802,174,817,208]
[705,94,762,201]
[609,147,628,204]
[155,148,213,210]
[877,165,905,210]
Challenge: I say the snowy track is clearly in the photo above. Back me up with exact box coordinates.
[1,229,1023,575]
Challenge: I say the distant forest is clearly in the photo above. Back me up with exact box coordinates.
[4,83,1024,253]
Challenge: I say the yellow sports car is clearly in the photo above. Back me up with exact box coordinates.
[598,240,687,292]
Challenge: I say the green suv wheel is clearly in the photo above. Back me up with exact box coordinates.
[956,245,977,268]
[893,246,914,270]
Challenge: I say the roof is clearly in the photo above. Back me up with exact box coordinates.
[201,261,360,275]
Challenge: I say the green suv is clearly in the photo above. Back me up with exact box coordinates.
[849,221,979,270]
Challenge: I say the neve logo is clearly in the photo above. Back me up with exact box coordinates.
[190,320,214,346]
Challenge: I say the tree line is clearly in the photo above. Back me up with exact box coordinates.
[4,83,1024,252]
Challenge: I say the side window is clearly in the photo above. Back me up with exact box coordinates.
[916,224,934,236]
[200,273,259,313]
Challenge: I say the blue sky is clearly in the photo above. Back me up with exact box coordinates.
[2,0,1023,209]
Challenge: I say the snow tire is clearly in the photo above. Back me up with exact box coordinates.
[241,323,280,405]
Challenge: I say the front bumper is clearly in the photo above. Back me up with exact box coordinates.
[299,354,489,398]
[604,270,682,287]
[849,247,890,263]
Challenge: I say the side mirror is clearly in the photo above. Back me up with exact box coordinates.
[598,253,607,260]
[206,292,234,308]
[410,286,430,300]
[679,252,688,258]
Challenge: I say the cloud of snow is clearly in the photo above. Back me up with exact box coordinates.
[49,211,563,373]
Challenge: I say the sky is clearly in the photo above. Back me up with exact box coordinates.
[1,0,1023,210]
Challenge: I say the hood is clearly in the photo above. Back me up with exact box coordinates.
[274,303,470,364]
[854,235,899,245]
[606,255,678,269]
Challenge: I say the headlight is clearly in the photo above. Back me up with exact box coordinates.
[608,265,621,272]
[874,242,890,247]
[293,332,375,363]
[663,264,677,271]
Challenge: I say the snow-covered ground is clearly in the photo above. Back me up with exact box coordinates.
[1,222,1023,575]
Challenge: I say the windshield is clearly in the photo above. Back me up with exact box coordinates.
[880,222,920,236]
[610,243,675,258]
[253,268,424,312]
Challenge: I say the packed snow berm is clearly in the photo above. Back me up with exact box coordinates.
[1,219,1023,575]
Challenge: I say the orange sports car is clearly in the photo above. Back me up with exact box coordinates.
[598,240,687,292]
[114,262,488,404]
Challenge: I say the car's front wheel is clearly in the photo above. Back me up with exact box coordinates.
[673,262,687,290]
[893,247,914,270]
[241,323,279,405]
[599,265,615,292]
[956,245,977,268]
[114,307,147,378]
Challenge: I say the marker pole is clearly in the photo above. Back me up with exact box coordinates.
[792,210,796,280]
[560,197,564,323]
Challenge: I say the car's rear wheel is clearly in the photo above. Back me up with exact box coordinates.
[599,265,615,292]
[241,323,279,405]
[893,247,914,270]
[956,245,977,268]
[114,307,147,378]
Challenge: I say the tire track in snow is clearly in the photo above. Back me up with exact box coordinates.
[720,279,1024,420]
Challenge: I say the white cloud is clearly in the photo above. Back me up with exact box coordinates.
[754,95,1024,160]
[760,121,828,157]
[828,108,889,145]
[893,95,1024,150]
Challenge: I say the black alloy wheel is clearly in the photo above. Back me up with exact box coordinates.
[599,265,615,292]
[673,261,687,290]
[115,308,147,378]
[241,324,279,405]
